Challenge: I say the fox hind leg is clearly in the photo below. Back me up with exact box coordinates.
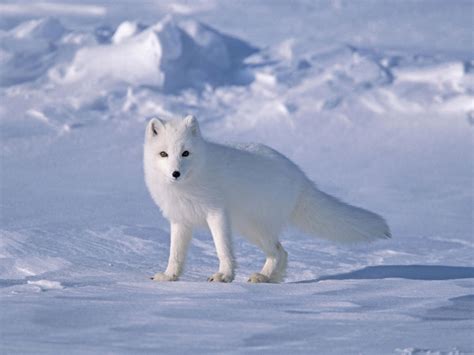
[248,240,288,283]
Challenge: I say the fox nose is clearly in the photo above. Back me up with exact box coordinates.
[172,171,181,179]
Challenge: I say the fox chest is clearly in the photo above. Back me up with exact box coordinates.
[156,191,211,227]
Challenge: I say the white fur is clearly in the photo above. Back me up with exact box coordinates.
[144,115,390,283]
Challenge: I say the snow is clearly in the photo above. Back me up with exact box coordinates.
[27,279,64,290]
[0,1,473,354]
[50,16,256,91]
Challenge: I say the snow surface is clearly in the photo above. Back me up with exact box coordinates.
[0,1,473,354]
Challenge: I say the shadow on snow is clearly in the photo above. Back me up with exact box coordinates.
[294,265,474,284]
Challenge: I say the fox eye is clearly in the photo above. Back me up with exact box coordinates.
[159,151,168,158]
[182,150,190,157]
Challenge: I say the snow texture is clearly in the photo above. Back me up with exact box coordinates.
[0,1,473,354]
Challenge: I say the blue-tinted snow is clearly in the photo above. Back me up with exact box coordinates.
[0,1,473,354]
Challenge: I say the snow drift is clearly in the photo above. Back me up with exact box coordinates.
[50,16,258,92]
[0,17,66,86]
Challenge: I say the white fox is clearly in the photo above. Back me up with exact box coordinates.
[144,115,390,283]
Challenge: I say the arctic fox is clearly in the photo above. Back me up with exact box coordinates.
[144,115,390,283]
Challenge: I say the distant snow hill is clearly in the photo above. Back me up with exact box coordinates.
[0,16,257,92]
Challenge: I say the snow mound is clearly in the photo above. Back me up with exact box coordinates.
[111,21,147,44]
[393,62,465,85]
[0,18,67,86]
[51,16,258,92]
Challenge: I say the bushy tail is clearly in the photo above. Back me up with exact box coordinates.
[291,182,391,242]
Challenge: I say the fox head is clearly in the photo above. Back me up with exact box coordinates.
[144,115,205,184]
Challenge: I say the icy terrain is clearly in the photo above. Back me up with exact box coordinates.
[0,1,473,354]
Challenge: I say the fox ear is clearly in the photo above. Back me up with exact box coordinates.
[184,115,200,136]
[147,117,165,138]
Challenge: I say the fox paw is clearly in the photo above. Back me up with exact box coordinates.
[151,272,178,282]
[207,272,234,283]
[248,273,270,283]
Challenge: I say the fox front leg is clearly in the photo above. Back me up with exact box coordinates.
[152,222,192,281]
[206,211,235,282]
